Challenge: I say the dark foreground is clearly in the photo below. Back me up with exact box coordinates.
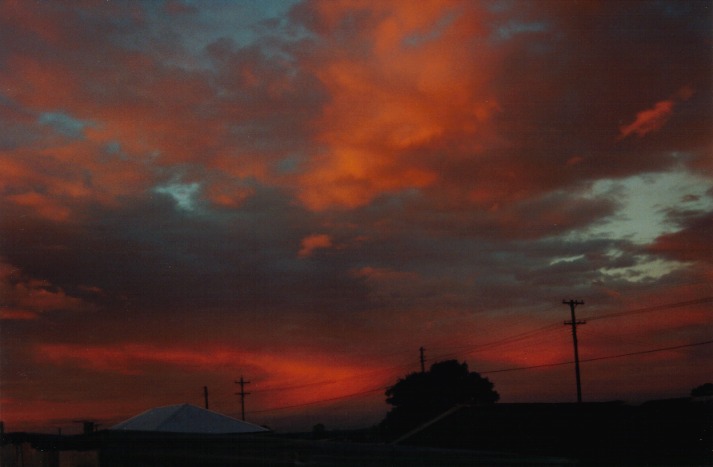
[3,431,572,466]
[392,399,713,465]
[2,398,711,466]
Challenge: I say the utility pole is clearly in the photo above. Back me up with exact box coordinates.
[203,386,209,410]
[419,346,426,373]
[235,376,251,421]
[563,299,586,403]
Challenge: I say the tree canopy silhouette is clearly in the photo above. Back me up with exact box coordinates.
[381,360,499,437]
[691,382,713,397]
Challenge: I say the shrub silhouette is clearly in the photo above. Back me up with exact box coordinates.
[691,382,713,397]
[381,359,498,437]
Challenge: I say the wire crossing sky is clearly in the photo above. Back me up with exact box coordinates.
[243,297,713,413]
[1,0,711,433]
[250,338,713,416]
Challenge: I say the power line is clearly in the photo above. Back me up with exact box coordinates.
[481,339,713,374]
[250,340,713,416]
[206,297,709,414]
[250,386,388,414]
[584,297,713,322]
[578,339,713,364]
[401,297,712,365]
[430,297,712,362]
[256,380,342,393]
[255,359,415,393]
[428,323,563,362]
[250,327,562,396]
[245,296,713,398]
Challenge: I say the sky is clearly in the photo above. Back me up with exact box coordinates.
[0,0,711,433]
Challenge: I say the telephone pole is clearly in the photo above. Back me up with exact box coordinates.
[419,346,426,373]
[563,299,586,403]
[235,376,251,420]
[203,385,209,410]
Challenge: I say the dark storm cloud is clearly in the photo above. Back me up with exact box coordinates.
[648,211,713,264]
[0,188,370,318]
[488,0,712,188]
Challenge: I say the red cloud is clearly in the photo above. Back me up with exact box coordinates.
[298,233,333,258]
[34,342,391,411]
[618,87,694,140]
[0,260,91,320]
[1,140,155,221]
[648,213,713,264]
[0,2,278,219]
[293,1,501,210]
[5,192,71,222]
[619,99,675,139]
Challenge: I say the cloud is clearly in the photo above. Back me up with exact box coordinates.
[618,87,695,140]
[298,233,333,258]
[0,260,92,320]
[5,192,72,222]
[291,0,501,210]
[34,341,388,412]
[38,111,94,138]
[647,212,713,264]
[0,0,711,432]
[619,99,675,139]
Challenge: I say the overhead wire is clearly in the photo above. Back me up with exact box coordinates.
[583,296,713,322]
[250,339,713,414]
[481,339,713,374]
[251,386,388,414]
[243,297,713,415]
[255,355,418,393]
[251,323,564,397]
[246,297,712,399]
[429,323,563,362]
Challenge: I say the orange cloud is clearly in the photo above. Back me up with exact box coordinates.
[0,309,38,320]
[298,233,333,257]
[618,86,694,140]
[5,191,71,222]
[619,99,675,139]
[33,342,391,411]
[566,155,584,166]
[0,260,90,320]
[295,1,500,210]
[1,119,158,220]
[202,181,255,209]
[36,342,360,378]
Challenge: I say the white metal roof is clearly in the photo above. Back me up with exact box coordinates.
[111,403,269,434]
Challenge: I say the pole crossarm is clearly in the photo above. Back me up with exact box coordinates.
[563,299,585,403]
[235,376,251,421]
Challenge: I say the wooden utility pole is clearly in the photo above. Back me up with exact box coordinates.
[204,386,209,410]
[563,299,586,403]
[419,346,426,373]
[235,376,251,420]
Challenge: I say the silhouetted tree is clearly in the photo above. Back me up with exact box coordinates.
[691,382,713,397]
[380,360,498,437]
[312,423,328,439]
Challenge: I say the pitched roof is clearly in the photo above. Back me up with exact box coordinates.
[111,403,269,434]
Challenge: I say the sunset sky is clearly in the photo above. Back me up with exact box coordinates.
[1,0,711,433]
